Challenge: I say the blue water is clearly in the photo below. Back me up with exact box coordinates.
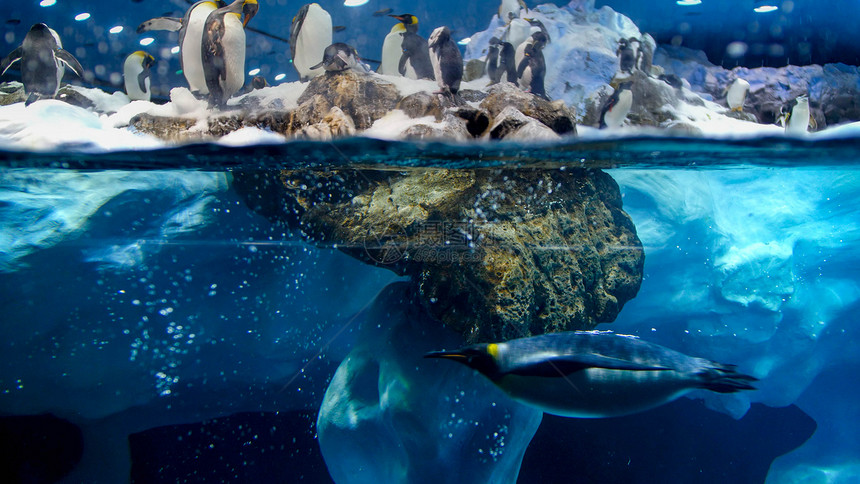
[1,136,859,483]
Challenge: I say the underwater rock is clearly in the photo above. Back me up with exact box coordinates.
[244,166,644,343]
[480,83,577,135]
[317,282,543,484]
[297,70,400,130]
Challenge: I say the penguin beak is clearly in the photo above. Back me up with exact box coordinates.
[242,2,259,27]
[424,350,469,361]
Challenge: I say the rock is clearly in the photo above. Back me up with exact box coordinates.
[459,89,488,103]
[296,106,356,140]
[0,82,26,105]
[297,70,400,130]
[56,85,97,111]
[246,167,644,343]
[450,106,491,137]
[626,70,681,127]
[401,113,470,141]
[397,92,444,121]
[463,59,486,82]
[724,110,759,123]
[488,106,558,141]
[480,83,577,135]
[129,114,205,143]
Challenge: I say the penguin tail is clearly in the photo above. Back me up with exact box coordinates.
[697,363,758,394]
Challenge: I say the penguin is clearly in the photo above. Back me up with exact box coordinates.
[428,26,463,103]
[617,38,636,75]
[290,3,333,81]
[516,32,549,100]
[724,78,750,112]
[524,18,551,43]
[499,0,528,24]
[505,17,533,49]
[499,41,518,84]
[138,1,226,95]
[123,51,156,102]
[599,81,633,129]
[389,14,434,81]
[514,30,548,78]
[379,21,408,76]
[783,95,813,134]
[201,0,259,106]
[0,23,84,105]
[309,43,366,73]
[425,330,757,419]
[636,33,655,76]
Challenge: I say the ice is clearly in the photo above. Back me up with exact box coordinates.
[318,282,543,484]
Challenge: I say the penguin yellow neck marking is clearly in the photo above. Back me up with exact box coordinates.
[391,23,407,33]
[202,1,218,7]
[487,343,500,360]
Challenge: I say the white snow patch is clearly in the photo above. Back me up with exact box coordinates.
[216,127,286,146]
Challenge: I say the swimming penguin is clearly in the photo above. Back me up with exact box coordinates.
[499,0,528,24]
[290,3,333,81]
[201,0,259,106]
[428,26,463,103]
[123,51,156,102]
[599,81,633,129]
[617,38,636,75]
[517,32,549,100]
[425,330,757,419]
[138,1,226,95]
[724,78,750,112]
[310,42,367,73]
[783,95,813,134]
[0,23,84,105]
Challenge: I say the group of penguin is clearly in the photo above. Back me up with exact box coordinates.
[724,77,814,133]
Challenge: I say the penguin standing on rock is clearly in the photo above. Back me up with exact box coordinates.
[290,3,333,81]
[138,0,225,96]
[389,14,433,81]
[123,51,156,102]
[428,26,463,104]
[379,19,408,75]
[616,38,636,75]
[202,0,259,106]
[782,95,814,134]
[724,78,750,112]
[425,330,757,419]
[517,32,549,100]
[0,23,84,105]
[636,34,655,76]
[599,81,633,129]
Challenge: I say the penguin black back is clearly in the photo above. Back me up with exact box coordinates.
[1,23,83,104]
[428,26,463,97]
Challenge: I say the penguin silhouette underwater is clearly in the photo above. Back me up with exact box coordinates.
[426,330,757,418]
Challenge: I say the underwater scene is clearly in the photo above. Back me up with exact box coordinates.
[1,0,859,482]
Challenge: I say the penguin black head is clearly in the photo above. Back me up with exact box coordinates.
[425,345,501,378]
[618,81,633,91]
[140,51,156,69]
[390,14,418,29]
[241,0,259,27]
[530,31,548,48]
[618,38,629,48]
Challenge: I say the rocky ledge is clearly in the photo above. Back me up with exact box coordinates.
[127,71,577,143]
[235,166,643,343]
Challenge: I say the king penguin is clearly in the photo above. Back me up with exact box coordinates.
[290,3,333,81]
[389,14,433,80]
[0,23,84,105]
[724,78,750,112]
[428,26,463,103]
[516,32,549,99]
[201,0,259,106]
[599,81,633,129]
[137,1,225,96]
[123,51,156,102]
[425,330,757,418]
[378,19,408,76]
[783,95,813,134]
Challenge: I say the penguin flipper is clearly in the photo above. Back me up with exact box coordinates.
[137,17,182,33]
[0,47,23,76]
[504,354,672,377]
[56,49,84,78]
[137,68,150,93]
[397,51,409,76]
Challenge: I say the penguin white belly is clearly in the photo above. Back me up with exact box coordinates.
[499,0,523,22]
[605,89,633,129]
[786,102,810,134]
[430,50,443,89]
[726,81,749,110]
[499,369,694,418]
[123,58,150,101]
[218,15,246,100]
[506,19,531,49]
[295,9,332,80]
[519,63,533,91]
[379,31,404,75]
[183,3,217,94]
